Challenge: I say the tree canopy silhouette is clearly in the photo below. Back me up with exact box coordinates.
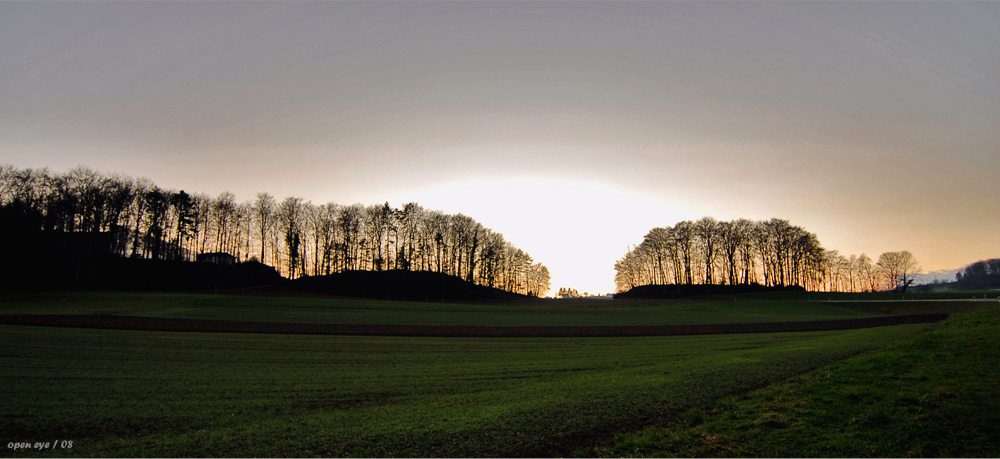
[615,217,919,293]
[0,165,550,297]
[955,258,1000,290]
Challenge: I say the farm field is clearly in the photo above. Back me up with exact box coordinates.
[589,306,1000,457]
[1,321,928,457]
[0,291,970,327]
[0,291,990,457]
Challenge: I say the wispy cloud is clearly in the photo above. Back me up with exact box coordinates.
[942,129,969,140]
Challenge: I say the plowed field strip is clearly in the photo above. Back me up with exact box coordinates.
[0,313,947,337]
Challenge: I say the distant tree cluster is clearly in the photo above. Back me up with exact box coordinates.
[955,258,1000,290]
[816,250,920,293]
[557,288,581,298]
[614,217,920,293]
[0,165,550,297]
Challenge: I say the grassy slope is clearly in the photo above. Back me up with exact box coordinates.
[0,323,930,457]
[588,306,1000,457]
[0,291,887,327]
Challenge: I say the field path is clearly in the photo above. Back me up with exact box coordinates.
[0,313,947,337]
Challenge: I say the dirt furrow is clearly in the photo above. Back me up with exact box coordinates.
[0,313,948,337]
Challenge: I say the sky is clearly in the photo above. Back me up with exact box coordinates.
[1,2,998,295]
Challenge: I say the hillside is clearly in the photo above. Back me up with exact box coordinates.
[615,283,806,299]
[291,270,530,303]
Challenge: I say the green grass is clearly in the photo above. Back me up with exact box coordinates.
[721,289,1000,302]
[0,322,931,457]
[0,291,892,327]
[586,306,1000,457]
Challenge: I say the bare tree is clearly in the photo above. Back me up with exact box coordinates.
[253,192,276,265]
[396,202,423,271]
[694,217,720,285]
[189,192,211,255]
[128,177,153,258]
[672,221,695,285]
[338,203,364,271]
[315,202,338,275]
[364,203,392,271]
[525,262,551,297]
[279,197,303,278]
[235,201,252,262]
[210,192,237,255]
[877,251,921,292]
[169,190,195,261]
[856,254,878,292]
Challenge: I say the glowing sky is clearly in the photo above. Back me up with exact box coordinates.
[2,2,998,295]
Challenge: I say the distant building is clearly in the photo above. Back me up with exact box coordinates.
[197,252,237,265]
[558,287,581,299]
[557,287,613,299]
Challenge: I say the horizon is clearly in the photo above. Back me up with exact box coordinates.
[2,2,997,295]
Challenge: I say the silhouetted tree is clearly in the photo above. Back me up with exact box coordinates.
[877,251,921,292]
[956,258,1000,289]
[526,262,551,297]
[616,217,838,293]
[279,197,303,278]
[253,192,275,265]
[170,190,194,261]
[0,164,551,296]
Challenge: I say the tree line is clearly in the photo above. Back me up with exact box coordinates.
[0,165,551,297]
[615,217,920,293]
[955,258,1000,290]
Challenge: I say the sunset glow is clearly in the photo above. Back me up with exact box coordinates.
[2,2,997,294]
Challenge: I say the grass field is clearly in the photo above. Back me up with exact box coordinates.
[0,291,961,327]
[588,307,1000,457]
[0,290,994,457]
[2,323,927,457]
